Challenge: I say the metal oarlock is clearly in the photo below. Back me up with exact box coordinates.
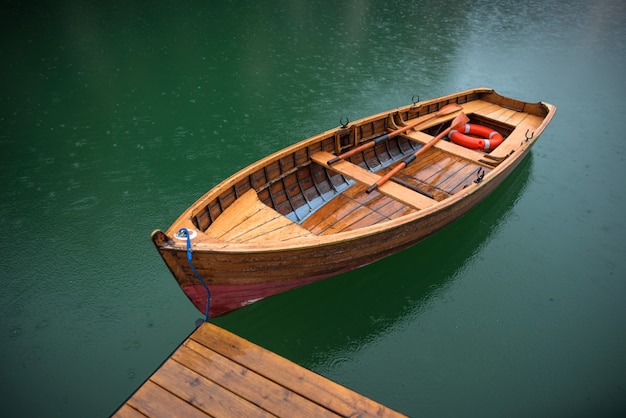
[474,167,485,184]
[525,129,535,142]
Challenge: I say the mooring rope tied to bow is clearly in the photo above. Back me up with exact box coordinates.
[179,228,211,322]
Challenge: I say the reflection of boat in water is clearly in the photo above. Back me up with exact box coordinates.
[151,88,556,318]
[219,154,538,368]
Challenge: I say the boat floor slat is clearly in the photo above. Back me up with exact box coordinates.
[404,100,501,131]
[301,194,379,235]
[429,159,471,188]
[367,193,414,218]
[435,162,481,193]
[300,195,351,234]
[207,189,315,243]
[402,151,486,194]
[409,152,460,182]
[461,101,504,118]
[478,105,517,120]
[500,109,531,125]
[324,205,381,235]
[342,210,389,232]
[235,218,314,243]
[300,178,418,234]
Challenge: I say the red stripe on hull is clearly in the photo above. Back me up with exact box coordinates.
[182,266,357,317]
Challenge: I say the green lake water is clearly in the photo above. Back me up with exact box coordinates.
[1,1,625,416]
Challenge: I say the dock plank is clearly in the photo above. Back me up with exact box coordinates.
[113,404,148,418]
[124,380,209,418]
[152,359,274,417]
[178,341,340,417]
[112,322,406,418]
[191,323,403,417]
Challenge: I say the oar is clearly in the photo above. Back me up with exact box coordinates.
[327,103,462,165]
[366,112,470,194]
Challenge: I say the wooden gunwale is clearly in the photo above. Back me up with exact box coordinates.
[186,89,498,231]
[163,89,554,253]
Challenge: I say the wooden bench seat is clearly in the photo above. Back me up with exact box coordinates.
[402,130,490,166]
[311,151,436,210]
[487,113,543,158]
[206,189,315,243]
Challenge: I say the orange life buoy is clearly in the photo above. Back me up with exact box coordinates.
[449,124,503,151]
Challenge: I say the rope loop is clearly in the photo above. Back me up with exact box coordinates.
[179,228,211,322]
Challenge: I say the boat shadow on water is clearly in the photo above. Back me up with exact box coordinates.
[213,153,535,367]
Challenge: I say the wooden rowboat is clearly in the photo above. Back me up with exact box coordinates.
[151,87,556,318]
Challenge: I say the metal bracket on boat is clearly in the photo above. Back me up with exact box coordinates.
[474,167,485,184]
[411,95,420,106]
[174,228,197,240]
[525,129,534,142]
[339,117,350,129]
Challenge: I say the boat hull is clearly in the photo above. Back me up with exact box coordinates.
[152,87,556,317]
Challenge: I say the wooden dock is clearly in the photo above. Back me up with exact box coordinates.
[112,322,406,417]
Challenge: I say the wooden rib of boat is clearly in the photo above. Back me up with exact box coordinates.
[151,87,556,317]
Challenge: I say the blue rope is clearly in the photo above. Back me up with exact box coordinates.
[179,228,211,322]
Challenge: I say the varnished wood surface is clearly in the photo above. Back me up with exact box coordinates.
[206,189,314,243]
[151,88,557,317]
[311,151,436,209]
[113,322,406,418]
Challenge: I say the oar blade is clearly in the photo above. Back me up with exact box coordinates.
[451,112,470,128]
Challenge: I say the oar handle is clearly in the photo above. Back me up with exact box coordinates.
[328,136,384,165]
[366,161,408,194]
[390,177,434,198]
